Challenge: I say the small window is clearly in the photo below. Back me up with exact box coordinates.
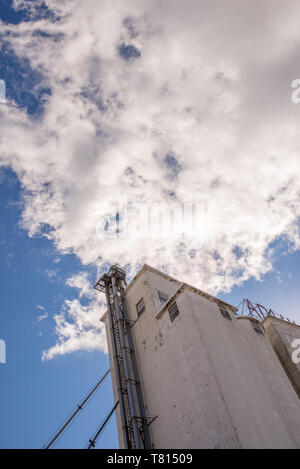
[169,302,180,322]
[158,290,169,305]
[219,306,231,320]
[251,321,264,335]
[136,298,145,316]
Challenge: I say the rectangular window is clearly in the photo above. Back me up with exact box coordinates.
[158,290,169,305]
[219,306,231,320]
[251,321,264,335]
[168,302,180,322]
[136,298,145,316]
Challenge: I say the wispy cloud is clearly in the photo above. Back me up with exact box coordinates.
[37,312,48,322]
[66,272,95,299]
[43,269,57,280]
[36,305,49,322]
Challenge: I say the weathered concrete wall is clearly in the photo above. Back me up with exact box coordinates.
[237,317,300,447]
[126,270,240,449]
[262,317,300,399]
[102,266,300,449]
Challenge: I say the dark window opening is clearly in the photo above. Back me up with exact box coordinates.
[169,302,180,322]
[158,290,169,305]
[136,298,145,316]
[219,306,231,320]
[251,321,264,335]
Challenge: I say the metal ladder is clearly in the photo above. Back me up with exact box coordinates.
[95,264,152,449]
[108,286,135,448]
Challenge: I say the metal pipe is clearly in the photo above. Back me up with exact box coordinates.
[44,369,110,449]
[119,280,152,449]
[87,401,119,449]
[104,284,130,449]
[111,275,143,449]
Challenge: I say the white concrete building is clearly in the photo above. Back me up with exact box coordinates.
[100,264,300,449]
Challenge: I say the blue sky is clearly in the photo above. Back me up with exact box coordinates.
[0,1,117,449]
[0,168,118,449]
[1,0,300,449]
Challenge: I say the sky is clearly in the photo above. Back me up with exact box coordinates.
[0,0,300,449]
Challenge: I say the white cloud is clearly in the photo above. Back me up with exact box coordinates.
[66,271,94,299]
[37,313,48,321]
[36,304,49,322]
[44,269,57,280]
[42,273,107,360]
[37,313,48,322]
[1,0,300,357]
